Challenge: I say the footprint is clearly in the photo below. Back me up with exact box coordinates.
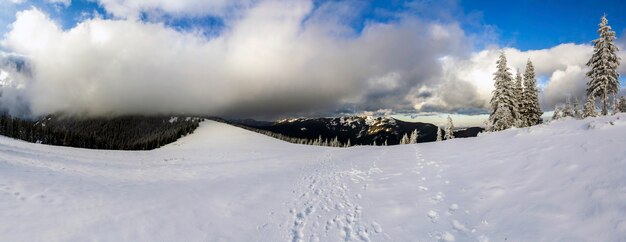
[437,231,455,241]
[430,192,445,203]
[448,204,459,213]
[452,220,469,232]
[427,210,439,223]
[371,222,383,233]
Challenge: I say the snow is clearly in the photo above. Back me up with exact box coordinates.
[2,115,626,241]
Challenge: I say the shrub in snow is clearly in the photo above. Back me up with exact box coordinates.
[583,95,598,118]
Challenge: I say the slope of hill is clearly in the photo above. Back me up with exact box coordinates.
[1,114,626,241]
[236,116,484,146]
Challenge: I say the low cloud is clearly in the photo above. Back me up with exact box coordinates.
[0,1,474,118]
[0,0,623,119]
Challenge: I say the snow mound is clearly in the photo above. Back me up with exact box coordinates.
[1,115,626,241]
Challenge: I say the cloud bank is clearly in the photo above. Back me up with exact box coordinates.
[0,0,623,118]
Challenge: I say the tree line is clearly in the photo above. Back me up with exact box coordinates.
[490,15,623,130]
[0,114,201,150]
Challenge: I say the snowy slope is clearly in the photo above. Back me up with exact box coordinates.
[1,116,626,241]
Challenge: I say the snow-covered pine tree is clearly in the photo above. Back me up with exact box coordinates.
[436,127,443,142]
[562,97,574,117]
[551,106,562,121]
[514,69,524,126]
[573,96,582,118]
[586,15,621,115]
[331,136,339,147]
[520,59,543,126]
[619,96,626,112]
[493,103,514,129]
[444,116,455,140]
[583,95,598,118]
[400,133,409,144]
[409,129,418,144]
[489,52,518,130]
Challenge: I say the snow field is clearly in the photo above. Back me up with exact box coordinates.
[2,115,626,241]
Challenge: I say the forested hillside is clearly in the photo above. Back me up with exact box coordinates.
[0,114,201,150]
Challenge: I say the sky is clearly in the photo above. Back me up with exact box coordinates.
[0,0,625,123]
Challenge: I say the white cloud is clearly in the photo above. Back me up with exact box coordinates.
[0,1,622,118]
[97,0,255,19]
[0,3,473,117]
[46,0,70,7]
[426,43,616,112]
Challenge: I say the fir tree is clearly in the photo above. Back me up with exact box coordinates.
[400,133,409,144]
[444,116,455,140]
[562,97,574,117]
[514,69,524,125]
[586,15,621,115]
[493,103,514,130]
[409,129,418,144]
[489,52,518,130]
[436,127,443,142]
[583,95,598,118]
[619,96,626,112]
[551,106,562,121]
[520,59,543,126]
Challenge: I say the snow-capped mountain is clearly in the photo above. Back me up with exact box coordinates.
[237,116,483,145]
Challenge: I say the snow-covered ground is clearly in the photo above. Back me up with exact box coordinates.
[1,115,626,241]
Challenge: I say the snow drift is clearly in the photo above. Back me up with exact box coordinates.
[1,115,626,241]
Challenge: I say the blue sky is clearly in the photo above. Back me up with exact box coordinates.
[461,0,626,50]
[3,0,626,50]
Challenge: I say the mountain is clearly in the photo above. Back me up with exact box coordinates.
[234,116,484,146]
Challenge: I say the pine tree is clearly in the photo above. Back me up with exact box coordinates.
[583,95,598,118]
[573,96,582,119]
[551,106,562,121]
[586,15,621,115]
[436,127,443,142]
[489,52,518,130]
[400,133,409,144]
[562,97,574,117]
[493,103,514,129]
[619,96,626,112]
[514,69,524,125]
[409,129,418,144]
[520,59,543,126]
[444,116,454,140]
